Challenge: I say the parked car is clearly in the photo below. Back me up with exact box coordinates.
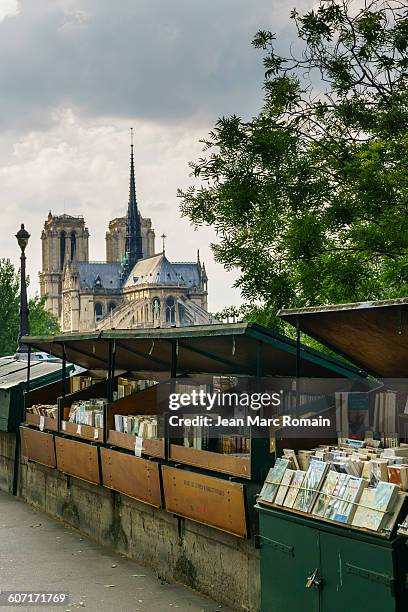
[14,351,62,363]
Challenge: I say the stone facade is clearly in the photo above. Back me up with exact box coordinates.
[106,216,155,262]
[39,213,89,319]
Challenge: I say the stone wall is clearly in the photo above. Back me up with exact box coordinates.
[0,431,260,612]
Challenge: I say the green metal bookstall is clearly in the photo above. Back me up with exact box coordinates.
[254,298,408,612]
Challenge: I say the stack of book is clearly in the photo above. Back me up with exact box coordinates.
[71,376,104,393]
[183,422,211,451]
[219,434,250,455]
[286,440,408,491]
[67,399,106,428]
[113,377,157,401]
[179,416,250,453]
[27,404,58,418]
[114,414,158,438]
[259,445,405,534]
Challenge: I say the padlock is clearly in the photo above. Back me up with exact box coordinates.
[305,569,317,589]
[305,569,323,590]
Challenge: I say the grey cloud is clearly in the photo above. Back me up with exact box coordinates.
[0,0,291,131]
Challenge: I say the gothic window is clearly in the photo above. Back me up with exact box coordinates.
[178,303,185,324]
[70,231,77,261]
[166,296,175,324]
[152,297,161,320]
[108,302,116,313]
[94,302,103,322]
[60,231,66,270]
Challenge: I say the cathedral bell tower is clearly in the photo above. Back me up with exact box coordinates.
[39,212,89,319]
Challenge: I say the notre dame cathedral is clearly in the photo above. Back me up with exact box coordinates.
[39,135,211,332]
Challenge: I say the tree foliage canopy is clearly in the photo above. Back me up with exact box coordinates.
[179,0,408,326]
[0,259,60,357]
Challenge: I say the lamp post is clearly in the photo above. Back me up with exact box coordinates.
[15,224,30,354]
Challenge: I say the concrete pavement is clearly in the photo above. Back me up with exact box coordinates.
[0,491,232,612]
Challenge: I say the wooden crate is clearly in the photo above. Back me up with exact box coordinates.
[25,412,58,432]
[107,384,165,458]
[60,420,103,442]
[107,430,164,458]
[169,444,250,479]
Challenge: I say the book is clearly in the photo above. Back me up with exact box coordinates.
[324,473,349,521]
[352,482,399,532]
[362,461,371,481]
[283,449,300,470]
[259,459,289,504]
[274,469,294,506]
[114,414,124,433]
[387,465,408,491]
[294,459,329,513]
[370,459,389,486]
[283,470,305,509]
[383,446,408,458]
[312,471,340,518]
[298,450,313,471]
[345,438,366,449]
[333,476,367,523]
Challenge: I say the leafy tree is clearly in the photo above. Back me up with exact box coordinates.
[0,259,20,356]
[0,259,60,357]
[179,0,408,328]
[29,295,60,337]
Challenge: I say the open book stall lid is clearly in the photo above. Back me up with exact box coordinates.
[20,323,362,378]
[279,297,408,378]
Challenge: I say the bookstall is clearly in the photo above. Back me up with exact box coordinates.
[256,441,408,612]
[251,298,408,611]
[22,370,106,468]
[106,380,164,458]
[19,323,361,538]
[24,371,101,433]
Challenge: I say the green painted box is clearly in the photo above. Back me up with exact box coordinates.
[257,504,408,612]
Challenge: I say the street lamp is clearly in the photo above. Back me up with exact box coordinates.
[15,224,30,355]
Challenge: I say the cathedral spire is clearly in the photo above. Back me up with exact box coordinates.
[124,128,143,278]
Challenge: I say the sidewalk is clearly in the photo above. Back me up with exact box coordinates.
[0,491,230,612]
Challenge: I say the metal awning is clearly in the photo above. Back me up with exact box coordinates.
[22,323,362,378]
[0,359,68,390]
[278,298,408,378]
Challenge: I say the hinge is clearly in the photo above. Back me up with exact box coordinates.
[258,535,294,556]
[346,563,395,595]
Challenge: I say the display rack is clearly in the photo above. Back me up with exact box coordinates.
[106,382,165,458]
[58,376,111,442]
[23,370,76,432]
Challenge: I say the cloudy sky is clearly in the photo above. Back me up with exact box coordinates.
[0,0,313,312]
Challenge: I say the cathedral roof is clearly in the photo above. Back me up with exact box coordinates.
[172,263,202,288]
[77,262,121,290]
[124,253,201,289]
